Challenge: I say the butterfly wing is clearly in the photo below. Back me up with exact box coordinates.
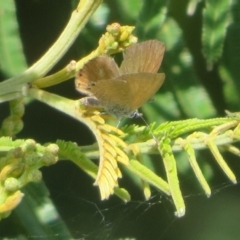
[124,73,165,110]
[89,78,129,106]
[75,41,165,117]
[120,40,165,74]
[89,73,165,117]
[75,56,120,95]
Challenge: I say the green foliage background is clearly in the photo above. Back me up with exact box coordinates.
[1,0,240,239]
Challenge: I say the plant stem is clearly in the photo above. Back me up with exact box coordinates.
[0,0,102,100]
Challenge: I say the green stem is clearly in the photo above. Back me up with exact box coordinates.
[27,88,81,122]
[32,48,99,89]
[159,138,185,217]
[0,92,25,103]
[0,0,102,99]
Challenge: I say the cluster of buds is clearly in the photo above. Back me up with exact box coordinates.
[0,139,59,219]
[0,99,25,137]
[98,22,138,55]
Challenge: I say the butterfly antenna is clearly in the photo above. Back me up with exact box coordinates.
[116,112,158,145]
[137,113,158,145]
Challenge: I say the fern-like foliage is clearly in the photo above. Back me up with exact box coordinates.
[202,0,232,70]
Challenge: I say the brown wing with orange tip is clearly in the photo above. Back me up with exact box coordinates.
[120,40,165,74]
[75,56,120,95]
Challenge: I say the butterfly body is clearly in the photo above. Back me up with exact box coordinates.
[75,40,165,118]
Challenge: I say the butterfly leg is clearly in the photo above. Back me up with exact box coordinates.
[80,96,101,107]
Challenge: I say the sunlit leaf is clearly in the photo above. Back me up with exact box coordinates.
[158,18,216,119]
[220,2,240,110]
[0,0,27,76]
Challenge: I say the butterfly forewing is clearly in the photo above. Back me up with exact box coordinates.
[89,73,165,116]
[120,40,165,74]
[75,56,120,95]
[122,73,165,111]
[89,78,132,116]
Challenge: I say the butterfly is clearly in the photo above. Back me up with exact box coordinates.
[75,40,165,118]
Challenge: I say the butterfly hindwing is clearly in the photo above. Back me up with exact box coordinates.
[75,56,120,95]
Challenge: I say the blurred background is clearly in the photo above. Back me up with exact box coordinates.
[1,0,240,239]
